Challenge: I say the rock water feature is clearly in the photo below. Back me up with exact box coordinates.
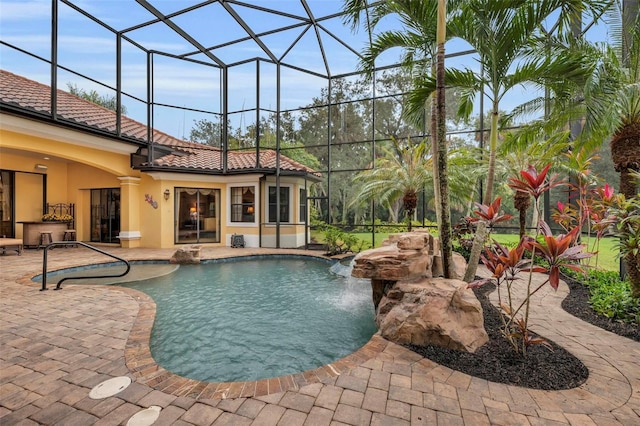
[352,231,488,353]
[170,245,202,264]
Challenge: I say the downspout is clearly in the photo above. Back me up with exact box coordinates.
[42,174,48,216]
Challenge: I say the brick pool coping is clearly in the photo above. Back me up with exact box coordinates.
[6,246,640,424]
[17,251,389,400]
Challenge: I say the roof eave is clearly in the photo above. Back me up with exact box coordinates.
[134,164,322,181]
[0,103,148,149]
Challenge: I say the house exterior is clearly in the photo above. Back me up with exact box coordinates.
[0,70,320,249]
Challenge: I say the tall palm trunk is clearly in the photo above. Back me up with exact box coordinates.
[431,60,442,229]
[403,190,418,231]
[624,252,640,298]
[436,0,454,278]
[464,103,500,282]
[483,109,500,205]
[611,123,640,297]
[611,125,639,181]
[514,191,531,239]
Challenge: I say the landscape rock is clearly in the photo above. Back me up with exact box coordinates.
[376,278,488,352]
[352,231,487,353]
[431,252,467,280]
[352,244,429,281]
[352,232,465,279]
[371,279,395,309]
[170,245,201,264]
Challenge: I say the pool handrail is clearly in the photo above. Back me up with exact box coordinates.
[41,241,131,291]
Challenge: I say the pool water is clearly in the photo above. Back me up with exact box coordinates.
[123,257,376,382]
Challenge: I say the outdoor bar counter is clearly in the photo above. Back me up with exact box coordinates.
[20,222,69,248]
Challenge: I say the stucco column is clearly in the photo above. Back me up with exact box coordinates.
[117,176,141,248]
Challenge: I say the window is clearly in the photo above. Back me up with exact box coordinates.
[268,186,290,223]
[299,188,307,222]
[231,186,255,222]
[175,188,220,244]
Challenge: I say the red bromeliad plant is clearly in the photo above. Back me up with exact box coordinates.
[593,183,615,204]
[589,184,616,229]
[551,201,579,233]
[509,164,565,236]
[462,197,514,283]
[471,227,592,355]
[470,241,532,351]
[523,223,593,290]
[468,197,512,246]
[469,197,513,229]
[508,164,564,203]
[469,165,593,356]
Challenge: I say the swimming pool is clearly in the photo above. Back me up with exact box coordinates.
[122,256,376,382]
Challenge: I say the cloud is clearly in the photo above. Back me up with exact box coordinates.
[2,33,191,57]
[0,1,50,20]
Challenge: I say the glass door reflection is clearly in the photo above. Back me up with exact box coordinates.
[176,188,219,244]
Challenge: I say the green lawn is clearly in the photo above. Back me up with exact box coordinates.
[489,234,620,272]
[314,230,620,272]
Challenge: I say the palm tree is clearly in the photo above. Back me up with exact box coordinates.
[342,0,440,215]
[406,0,611,281]
[351,138,432,231]
[581,3,640,199]
[343,0,461,275]
[525,2,639,296]
[575,3,640,296]
[518,3,638,197]
[435,0,453,277]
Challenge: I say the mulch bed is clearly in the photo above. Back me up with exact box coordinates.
[560,273,640,342]
[406,277,639,389]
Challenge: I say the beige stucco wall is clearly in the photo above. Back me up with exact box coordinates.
[259,177,309,248]
[1,128,139,244]
[159,177,225,249]
[1,122,312,249]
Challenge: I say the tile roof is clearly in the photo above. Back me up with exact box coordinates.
[0,70,318,176]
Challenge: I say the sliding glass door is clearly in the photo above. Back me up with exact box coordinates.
[90,188,120,243]
[0,171,14,237]
[175,188,220,244]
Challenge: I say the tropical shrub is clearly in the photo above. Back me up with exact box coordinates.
[598,194,640,298]
[470,165,592,355]
[319,224,371,256]
[471,224,591,355]
[564,269,639,325]
[452,217,476,261]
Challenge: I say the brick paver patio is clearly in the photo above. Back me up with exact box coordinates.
[1,246,639,425]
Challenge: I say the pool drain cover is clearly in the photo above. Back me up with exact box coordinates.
[127,406,161,426]
[89,376,132,399]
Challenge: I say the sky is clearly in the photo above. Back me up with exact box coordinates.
[0,0,612,139]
